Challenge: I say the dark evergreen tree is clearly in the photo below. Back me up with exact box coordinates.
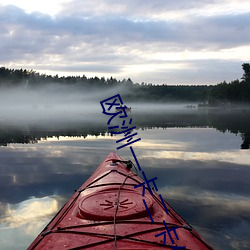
[242,63,250,83]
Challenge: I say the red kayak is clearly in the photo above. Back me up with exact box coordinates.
[28,152,213,249]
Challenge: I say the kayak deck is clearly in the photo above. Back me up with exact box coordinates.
[28,152,213,249]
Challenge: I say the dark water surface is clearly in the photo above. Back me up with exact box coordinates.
[0,106,250,249]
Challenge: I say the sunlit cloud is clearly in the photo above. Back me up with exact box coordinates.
[0,0,66,16]
[152,46,250,62]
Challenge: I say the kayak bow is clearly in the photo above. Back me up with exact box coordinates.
[28,152,213,249]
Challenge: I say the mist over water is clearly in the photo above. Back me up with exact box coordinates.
[0,85,99,122]
[0,84,198,125]
[0,84,250,249]
[0,84,250,149]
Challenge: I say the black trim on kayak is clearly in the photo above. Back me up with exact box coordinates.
[53,225,191,249]
[40,221,203,249]
[30,168,213,250]
[83,169,191,233]
[56,220,182,230]
[78,167,190,232]
[81,182,141,190]
[80,169,141,191]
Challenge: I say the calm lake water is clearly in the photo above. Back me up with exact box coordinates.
[0,104,250,249]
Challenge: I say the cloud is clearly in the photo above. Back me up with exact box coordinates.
[3,5,248,48]
[58,0,243,19]
[0,1,250,84]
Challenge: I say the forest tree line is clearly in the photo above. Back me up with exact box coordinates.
[0,63,249,104]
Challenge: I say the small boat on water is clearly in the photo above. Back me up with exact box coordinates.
[118,105,131,113]
[124,107,131,113]
[28,152,213,249]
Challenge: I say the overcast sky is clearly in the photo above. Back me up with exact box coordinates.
[0,0,250,85]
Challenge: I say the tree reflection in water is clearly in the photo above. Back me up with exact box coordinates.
[0,108,249,149]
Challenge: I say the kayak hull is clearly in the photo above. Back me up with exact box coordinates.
[28,152,213,249]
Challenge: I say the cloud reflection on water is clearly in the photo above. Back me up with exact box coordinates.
[0,196,59,228]
[0,127,249,249]
[161,187,250,250]
[0,196,62,250]
[151,150,250,166]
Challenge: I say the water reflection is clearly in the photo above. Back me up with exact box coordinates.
[0,108,250,149]
[0,108,250,249]
[0,196,62,250]
[1,196,59,228]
